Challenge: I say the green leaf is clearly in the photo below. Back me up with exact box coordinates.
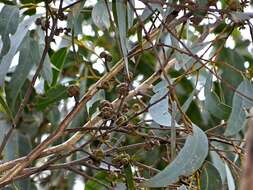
[0,93,13,121]
[144,125,208,187]
[123,164,135,190]
[0,5,19,58]
[85,171,110,190]
[39,44,53,84]
[175,42,210,70]
[217,48,244,105]
[0,14,41,86]
[204,74,231,120]
[113,0,131,74]
[67,1,85,35]
[225,163,235,190]
[225,80,253,136]
[35,84,68,110]
[148,80,171,126]
[6,33,39,112]
[92,0,111,30]
[51,48,68,86]
[176,89,195,121]
[86,89,104,116]
[210,151,226,183]
[200,162,222,190]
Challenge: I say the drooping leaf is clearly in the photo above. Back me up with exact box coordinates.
[204,73,231,120]
[0,14,41,86]
[148,80,171,126]
[225,163,235,190]
[86,89,105,116]
[51,48,68,86]
[67,1,85,35]
[217,48,245,105]
[210,151,226,183]
[176,89,195,121]
[0,93,13,120]
[225,80,253,136]
[144,125,208,187]
[113,0,132,74]
[123,164,135,190]
[92,0,111,30]
[6,33,39,112]
[200,162,222,190]
[0,5,19,57]
[39,44,53,84]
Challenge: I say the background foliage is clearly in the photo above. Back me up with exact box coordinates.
[0,0,253,189]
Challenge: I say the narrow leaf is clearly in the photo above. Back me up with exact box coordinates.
[148,80,171,126]
[0,14,41,86]
[144,125,208,187]
[225,80,253,136]
[200,162,222,190]
[92,0,111,30]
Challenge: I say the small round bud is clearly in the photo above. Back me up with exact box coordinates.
[115,115,127,126]
[99,81,110,90]
[93,148,105,161]
[117,82,129,96]
[132,103,141,112]
[67,85,80,98]
[35,18,42,25]
[100,51,107,59]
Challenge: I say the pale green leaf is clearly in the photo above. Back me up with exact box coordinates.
[144,125,208,187]
[92,0,110,30]
[148,80,171,126]
[225,163,235,190]
[225,80,253,136]
[0,5,19,57]
[200,162,222,190]
[0,14,41,86]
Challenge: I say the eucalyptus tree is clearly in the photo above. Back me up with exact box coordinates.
[0,0,252,189]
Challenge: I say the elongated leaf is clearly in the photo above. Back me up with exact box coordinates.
[176,89,195,121]
[92,0,110,30]
[0,93,13,120]
[218,48,244,105]
[67,1,85,35]
[225,80,253,136]
[148,80,171,126]
[86,89,104,116]
[39,44,53,84]
[6,34,39,112]
[144,125,208,187]
[204,74,231,120]
[113,0,131,74]
[0,5,19,57]
[0,14,41,86]
[225,163,235,190]
[200,162,222,190]
[210,151,226,183]
[124,164,135,190]
[51,48,68,86]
